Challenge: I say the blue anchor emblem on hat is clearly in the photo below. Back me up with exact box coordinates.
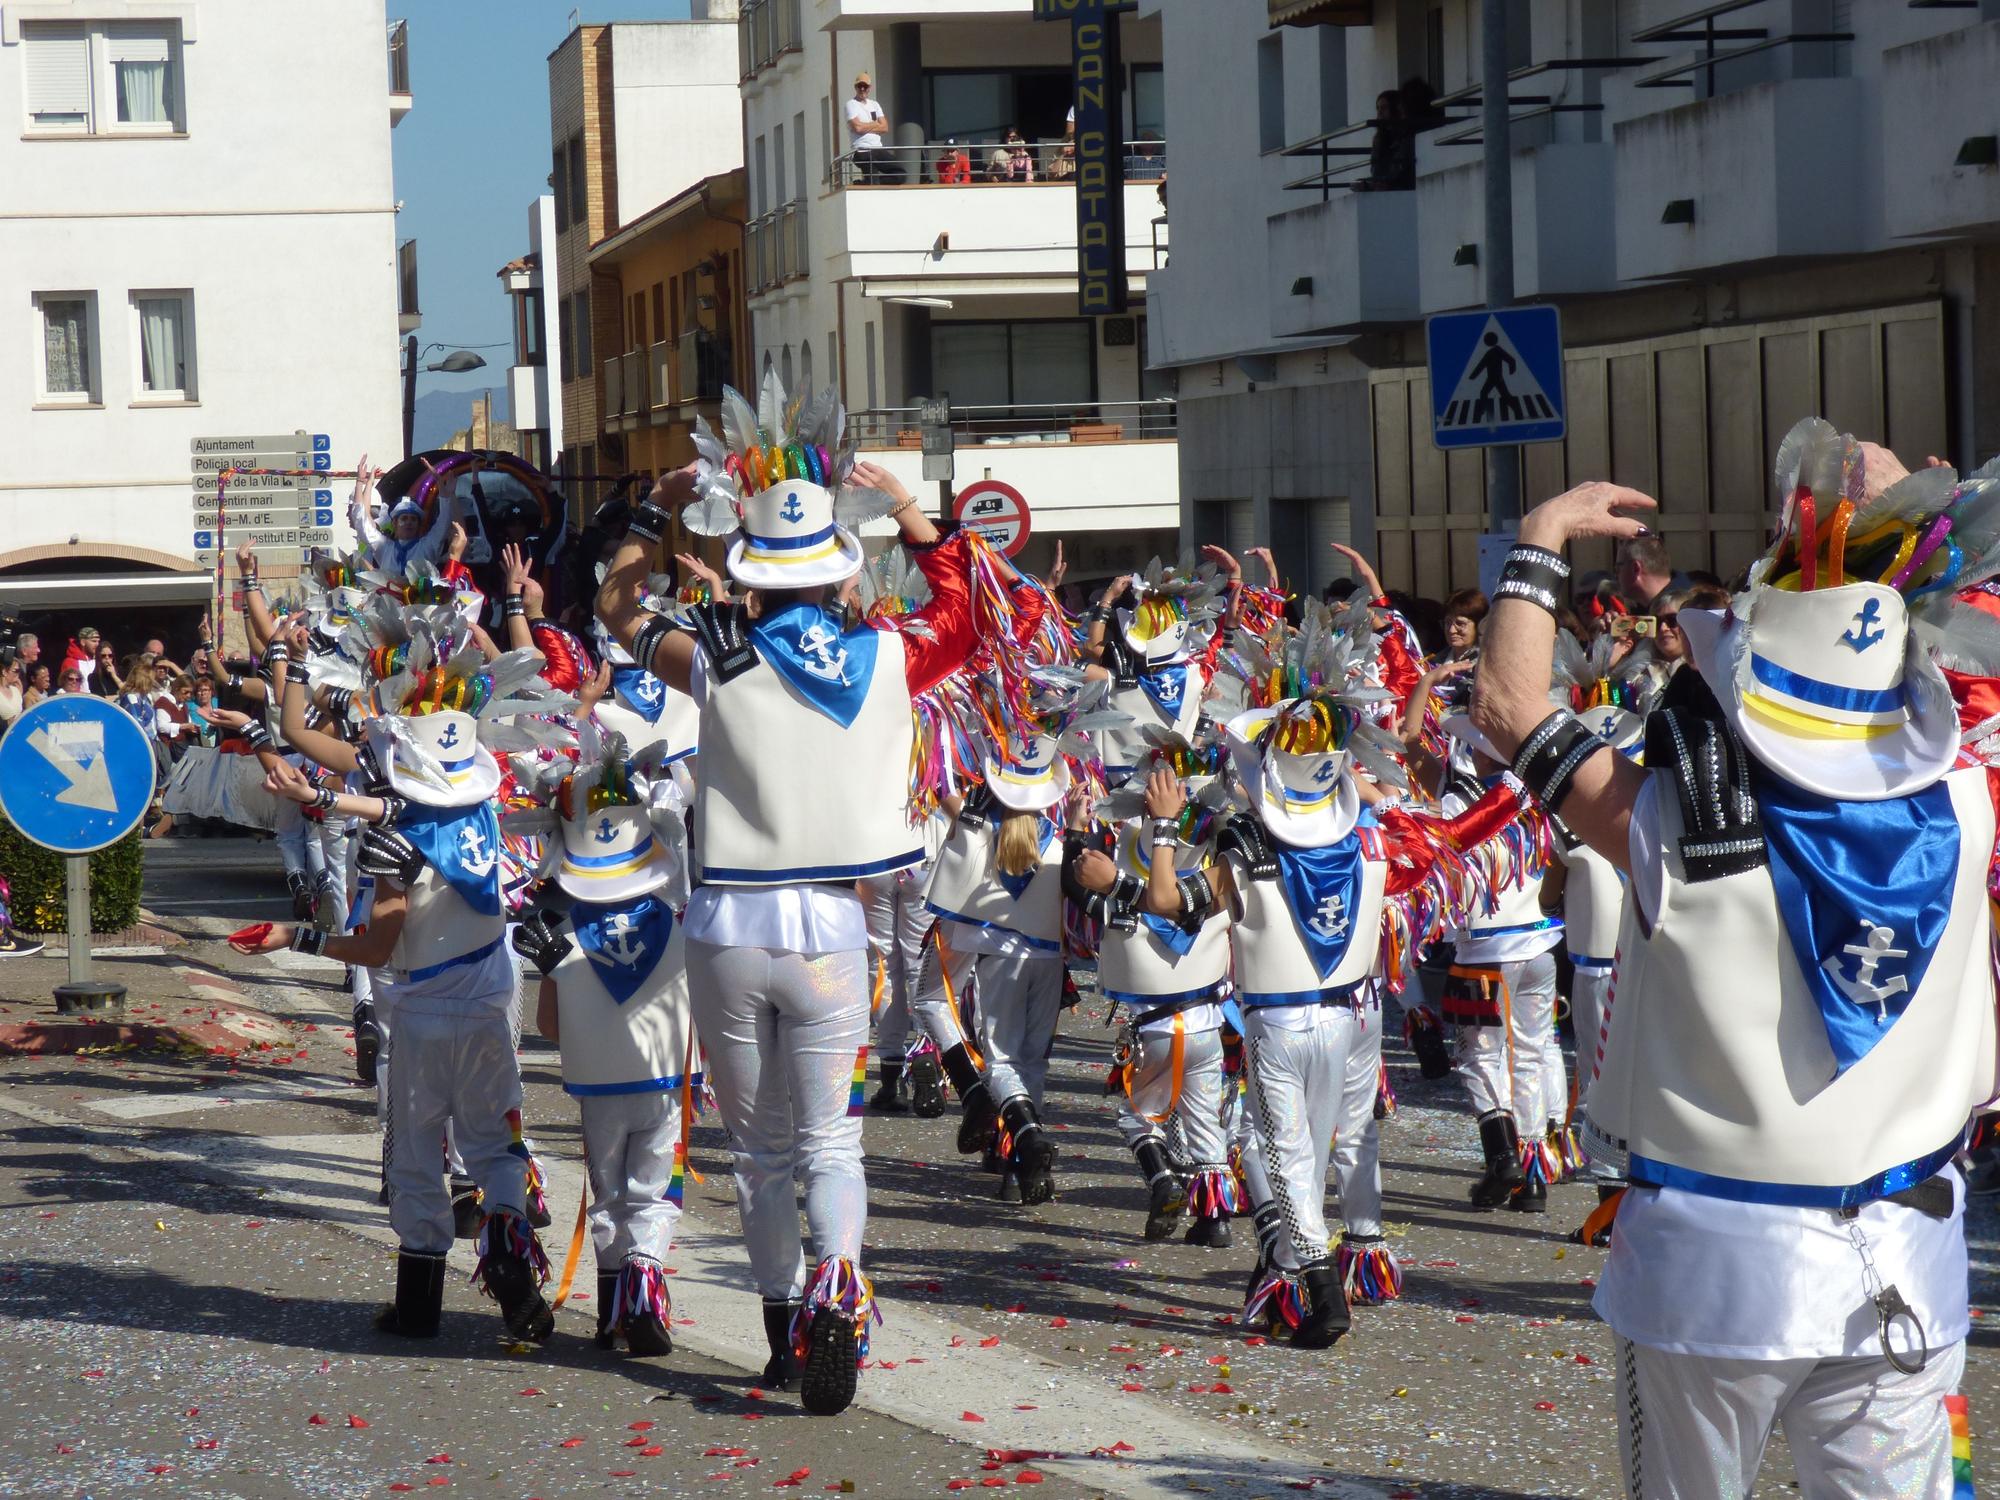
[438,721,461,749]
[1840,598,1886,653]
[779,492,805,524]
[594,815,617,844]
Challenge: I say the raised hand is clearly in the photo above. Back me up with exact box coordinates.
[1142,765,1186,822]
[1519,482,1659,551]
[1199,544,1242,580]
[1327,542,1383,600]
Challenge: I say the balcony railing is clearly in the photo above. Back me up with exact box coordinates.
[747,203,806,293]
[623,349,645,418]
[649,340,675,413]
[778,201,806,283]
[602,355,624,419]
[387,18,411,96]
[738,0,801,80]
[396,237,419,332]
[746,213,771,292]
[833,139,1167,190]
[850,399,1177,448]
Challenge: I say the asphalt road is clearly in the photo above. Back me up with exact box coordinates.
[0,835,1993,1499]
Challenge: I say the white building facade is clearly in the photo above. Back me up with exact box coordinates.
[1151,0,2000,600]
[0,0,409,638]
[739,0,1179,583]
[499,194,564,472]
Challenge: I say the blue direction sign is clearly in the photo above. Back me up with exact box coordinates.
[1426,305,1566,449]
[0,697,156,853]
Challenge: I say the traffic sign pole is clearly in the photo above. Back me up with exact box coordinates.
[1481,0,1521,528]
[58,855,110,1014]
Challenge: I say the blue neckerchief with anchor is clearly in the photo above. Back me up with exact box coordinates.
[1273,814,1368,981]
[570,893,676,1006]
[394,800,503,916]
[997,817,1058,901]
[750,603,879,727]
[1136,661,1190,721]
[611,665,669,724]
[1755,769,1959,1076]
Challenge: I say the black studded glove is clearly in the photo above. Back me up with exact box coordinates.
[511,909,573,976]
[356,825,423,885]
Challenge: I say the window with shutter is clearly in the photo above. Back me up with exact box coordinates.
[23,23,91,133]
[103,22,177,129]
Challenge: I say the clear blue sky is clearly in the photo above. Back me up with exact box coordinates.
[389,0,695,396]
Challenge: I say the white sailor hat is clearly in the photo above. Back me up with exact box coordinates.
[983,734,1071,813]
[555,800,674,902]
[726,478,865,591]
[1225,704,1361,849]
[373,710,503,809]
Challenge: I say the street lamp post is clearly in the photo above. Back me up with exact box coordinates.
[401,338,489,458]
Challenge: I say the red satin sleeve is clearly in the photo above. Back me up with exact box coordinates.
[900,531,977,696]
[1374,782,1525,897]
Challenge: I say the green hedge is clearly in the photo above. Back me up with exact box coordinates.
[0,813,145,935]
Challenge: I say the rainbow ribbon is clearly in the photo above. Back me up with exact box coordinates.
[846,1044,870,1117]
[1947,1394,1974,1498]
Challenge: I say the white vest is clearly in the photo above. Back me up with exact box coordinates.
[1098,905,1233,1006]
[1561,840,1626,964]
[550,923,695,1096]
[1227,830,1390,1004]
[596,685,699,771]
[1099,675,1203,775]
[695,630,920,885]
[386,863,505,981]
[1451,853,1561,964]
[1588,764,1997,1203]
[923,817,1065,950]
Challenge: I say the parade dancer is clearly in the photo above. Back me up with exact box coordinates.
[1070,767,1237,1246]
[1473,418,1999,1497]
[234,624,565,1343]
[924,736,1077,1204]
[1137,602,1532,1347]
[516,732,697,1360]
[1434,718,1561,1213]
[1083,557,1237,785]
[350,454,467,577]
[596,375,1005,1417]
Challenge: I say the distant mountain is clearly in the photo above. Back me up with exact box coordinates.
[411,388,483,452]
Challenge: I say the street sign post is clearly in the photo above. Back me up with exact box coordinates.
[919,395,955,494]
[1425,306,1567,450]
[953,479,1033,558]
[0,697,158,1017]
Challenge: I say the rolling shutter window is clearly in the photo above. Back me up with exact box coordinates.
[24,23,91,133]
[1226,499,1257,556]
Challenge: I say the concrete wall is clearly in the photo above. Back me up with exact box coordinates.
[0,0,402,574]
[609,21,745,227]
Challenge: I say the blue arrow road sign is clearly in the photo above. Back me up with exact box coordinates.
[312,433,330,453]
[193,531,213,550]
[312,453,332,471]
[1426,305,1566,450]
[314,509,335,526]
[0,697,156,853]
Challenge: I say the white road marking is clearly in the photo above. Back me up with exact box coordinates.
[84,1075,348,1120]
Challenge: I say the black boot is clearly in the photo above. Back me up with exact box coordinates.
[1409,1020,1452,1080]
[909,1051,946,1118]
[997,1169,1023,1203]
[798,1303,859,1417]
[352,1002,382,1087]
[477,1215,554,1343]
[620,1264,674,1357]
[1246,1203,1284,1305]
[1134,1138,1185,1241]
[375,1249,446,1338]
[1000,1095,1056,1206]
[1293,1261,1351,1350]
[1187,1216,1232,1249]
[450,1177,484,1239]
[957,1077,999,1155]
[868,1061,908,1114]
[1509,1177,1549,1214]
[594,1270,619,1350]
[287,871,314,923]
[761,1298,802,1390]
[1469,1112,1525,1209]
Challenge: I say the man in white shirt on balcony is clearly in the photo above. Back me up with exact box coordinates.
[846,73,892,185]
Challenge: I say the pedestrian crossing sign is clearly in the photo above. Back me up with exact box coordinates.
[1426,305,1566,449]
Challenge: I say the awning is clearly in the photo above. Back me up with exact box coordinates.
[0,571,216,611]
[1269,0,1371,25]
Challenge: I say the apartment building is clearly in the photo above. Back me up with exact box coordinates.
[497,195,564,472]
[0,1,411,642]
[739,0,1178,581]
[546,8,744,525]
[1151,0,2000,597]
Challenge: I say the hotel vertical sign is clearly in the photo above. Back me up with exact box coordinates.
[1035,0,1136,315]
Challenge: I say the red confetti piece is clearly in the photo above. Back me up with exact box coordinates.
[961,1411,986,1423]
[1534,1401,1556,1412]
[948,1337,965,1349]
[1013,1404,1036,1411]
[147,1466,174,1476]
[978,1336,1001,1349]
[746,1390,765,1401]
[424,1455,452,1465]
[981,1481,1007,1489]
[1162,1306,1186,1315]
[246,1220,266,1229]
[785,1470,811,1483]
[640,1446,664,1457]
[742,1413,765,1421]
[1420,1259,1460,1269]
[308,1414,328,1425]
[1120,1383,1144,1392]
[518,1388,543,1396]
[1574,1354,1594,1366]
[947,1483,973,1492]
[877,1360,897,1370]
[1454,1316,1475,1324]
[1205,1355,1228,1365]
[559,1438,585,1449]
[1016,1473,1044,1486]
[630,1420,656,1430]
[1108,1344,1134,1353]
[1004,1303,1027,1314]
[55,1445,75,1455]
[626,1437,651,1448]
[1186,1384,1211,1394]
[1124,1363,1144,1372]
[1245,1336,1269,1347]
[706,1448,747,1458]
[1047,1317,1068,1329]
[185,1408,199,1418]
[390,1486,414,1494]
[906,1358,927,1365]
[1212,1382,1235,1394]
[82,1370,106,1379]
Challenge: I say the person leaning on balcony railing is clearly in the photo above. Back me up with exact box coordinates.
[846,72,893,184]
[1003,128,1035,183]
